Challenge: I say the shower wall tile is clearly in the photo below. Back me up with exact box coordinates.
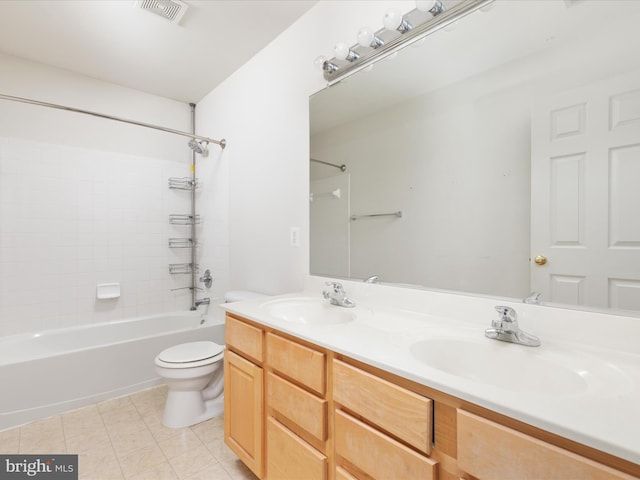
[0,136,221,336]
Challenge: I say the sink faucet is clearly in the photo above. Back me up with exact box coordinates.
[364,275,380,283]
[322,281,355,308]
[523,292,542,305]
[485,306,540,347]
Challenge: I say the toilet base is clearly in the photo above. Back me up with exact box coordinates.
[162,391,224,429]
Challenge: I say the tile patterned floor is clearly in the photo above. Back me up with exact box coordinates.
[0,386,259,480]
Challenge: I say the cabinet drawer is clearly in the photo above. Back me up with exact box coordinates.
[335,410,437,480]
[333,359,432,454]
[266,333,326,395]
[457,410,636,480]
[226,315,263,363]
[267,416,327,480]
[267,372,327,442]
[335,467,359,480]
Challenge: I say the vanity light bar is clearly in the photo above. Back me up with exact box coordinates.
[319,0,494,86]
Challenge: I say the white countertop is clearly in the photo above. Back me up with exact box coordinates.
[221,277,640,465]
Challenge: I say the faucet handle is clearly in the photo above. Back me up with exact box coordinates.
[325,281,344,294]
[494,306,517,323]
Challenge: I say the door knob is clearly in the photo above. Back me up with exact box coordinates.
[534,255,547,266]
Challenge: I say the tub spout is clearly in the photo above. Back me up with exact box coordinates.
[193,298,210,308]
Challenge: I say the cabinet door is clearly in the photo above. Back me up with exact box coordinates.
[224,350,264,478]
[267,416,327,480]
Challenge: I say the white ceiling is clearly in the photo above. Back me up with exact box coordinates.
[0,0,317,103]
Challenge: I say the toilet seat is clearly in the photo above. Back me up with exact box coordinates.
[155,341,224,369]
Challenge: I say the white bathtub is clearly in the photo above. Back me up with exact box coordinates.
[0,308,225,431]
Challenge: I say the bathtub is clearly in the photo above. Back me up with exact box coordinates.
[0,307,225,431]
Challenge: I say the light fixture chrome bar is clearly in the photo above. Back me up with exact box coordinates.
[350,211,403,221]
[324,0,494,85]
[0,93,226,149]
[311,158,346,172]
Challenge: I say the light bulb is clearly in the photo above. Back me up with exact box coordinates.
[313,55,338,74]
[416,0,445,15]
[357,26,384,49]
[383,8,403,30]
[383,8,411,32]
[314,55,327,71]
[357,27,374,48]
[334,42,350,60]
[334,42,360,62]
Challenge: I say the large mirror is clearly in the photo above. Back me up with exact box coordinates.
[310,0,640,314]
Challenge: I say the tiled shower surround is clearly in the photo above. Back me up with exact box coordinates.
[0,136,199,336]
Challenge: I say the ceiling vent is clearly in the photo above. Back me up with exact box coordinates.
[134,0,189,24]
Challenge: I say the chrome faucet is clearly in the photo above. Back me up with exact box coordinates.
[523,292,542,305]
[322,281,355,308]
[194,297,210,307]
[485,306,540,347]
[364,275,380,283]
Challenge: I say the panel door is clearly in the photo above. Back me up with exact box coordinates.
[531,70,640,311]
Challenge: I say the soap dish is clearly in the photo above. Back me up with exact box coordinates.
[96,283,120,300]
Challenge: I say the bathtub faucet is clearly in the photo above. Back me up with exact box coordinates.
[193,298,210,308]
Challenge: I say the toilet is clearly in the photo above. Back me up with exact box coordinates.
[154,290,266,428]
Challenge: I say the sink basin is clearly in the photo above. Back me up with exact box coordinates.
[410,338,620,395]
[261,297,357,325]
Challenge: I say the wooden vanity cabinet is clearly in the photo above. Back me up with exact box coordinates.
[224,313,640,480]
[224,315,265,478]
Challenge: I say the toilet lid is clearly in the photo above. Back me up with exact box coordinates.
[158,341,223,363]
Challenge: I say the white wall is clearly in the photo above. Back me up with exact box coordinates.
[0,53,217,335]
[197,0,414,295]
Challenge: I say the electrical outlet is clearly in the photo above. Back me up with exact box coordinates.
[290,227,300,247]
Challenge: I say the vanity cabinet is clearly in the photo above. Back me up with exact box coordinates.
[224,313,640,480]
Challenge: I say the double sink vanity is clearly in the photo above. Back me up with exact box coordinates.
[222,277,640,479]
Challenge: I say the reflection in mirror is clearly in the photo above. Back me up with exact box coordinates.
[310,1,640,314]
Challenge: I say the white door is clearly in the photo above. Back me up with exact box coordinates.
[310,174,350,277]
[531,70,640,311]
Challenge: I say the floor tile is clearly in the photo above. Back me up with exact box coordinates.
[110,427,158,458]
[0,387,240,480]
[221,458,260,480]
[78,449,123,480]
[0,427,20,454]
[157,429,204,460]
[127,461,178,480]
[117,443,167,479]
[185,461,233,480]
[167,444,219,480]
[97,395,134,414]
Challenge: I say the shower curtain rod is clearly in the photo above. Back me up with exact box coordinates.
[311,158,346,172]
[0,93,226,149]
